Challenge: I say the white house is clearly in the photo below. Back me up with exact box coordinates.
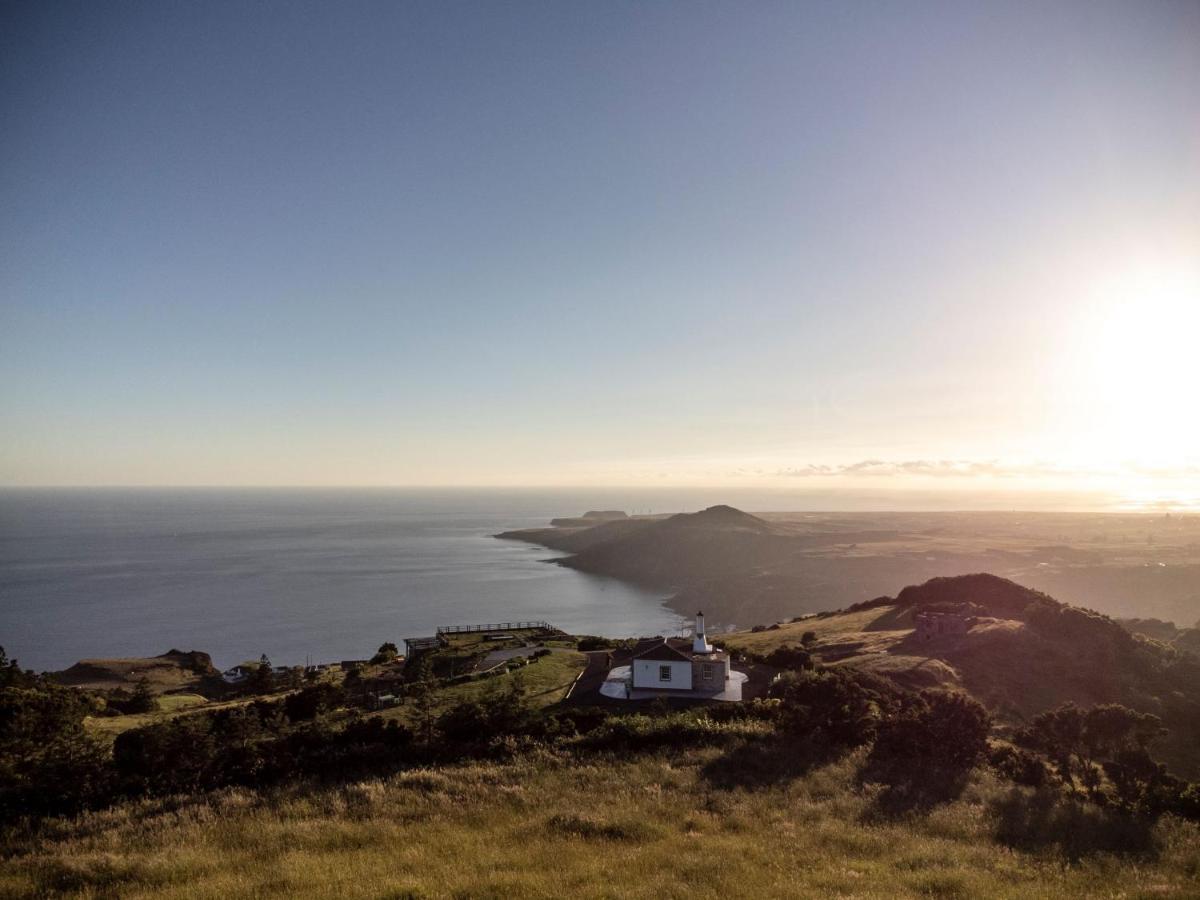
[629,612,731,694]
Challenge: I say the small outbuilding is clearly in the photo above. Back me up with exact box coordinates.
[915,611,971,639]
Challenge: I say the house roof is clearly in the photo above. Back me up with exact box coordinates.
[634,640,693,662]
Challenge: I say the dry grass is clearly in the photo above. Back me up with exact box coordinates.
[375,651,587,726]
[721,606,908,655]
[84,692,288,744]
[3,747,1197,899]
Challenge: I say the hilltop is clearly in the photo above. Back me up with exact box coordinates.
[51,650,218,692]
[721,574,1200,779]
[499,507,1200,631]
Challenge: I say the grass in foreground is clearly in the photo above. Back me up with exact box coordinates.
[2,747,1197,899]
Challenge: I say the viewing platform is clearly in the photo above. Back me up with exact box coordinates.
[436,621,554,635]
[405,621,559,657]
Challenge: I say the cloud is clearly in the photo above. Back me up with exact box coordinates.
[772,459,1192,479]
[777,460,1089,482]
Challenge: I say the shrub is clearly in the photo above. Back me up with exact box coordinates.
[1016,702,1166,798]
[864,690,991,811]
[370,642,399,665]
[763,645,813,671]
[284,683,343,722]
[0,679,114,817]
[869,690,991,778]
[989,744,1050,787]
[125,678,157,715]
[769,668,895,750]
[576,636,616,651]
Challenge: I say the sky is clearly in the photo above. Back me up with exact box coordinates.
[2,1,1198,505]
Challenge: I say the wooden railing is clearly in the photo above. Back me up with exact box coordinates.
[436,621,554,635]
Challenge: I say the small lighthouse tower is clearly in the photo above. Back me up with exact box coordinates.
[692,611,713,654]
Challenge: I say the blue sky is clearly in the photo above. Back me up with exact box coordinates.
[2,1,1197,500]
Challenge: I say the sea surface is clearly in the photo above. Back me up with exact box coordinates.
[0,489,692,672]
[0,484,1157,673]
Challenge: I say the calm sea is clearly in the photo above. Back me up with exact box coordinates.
[1,485,1139,672]
[0,489,691,672]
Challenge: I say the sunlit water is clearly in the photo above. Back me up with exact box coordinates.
[0,489,687,672]
[3,485,1184,672]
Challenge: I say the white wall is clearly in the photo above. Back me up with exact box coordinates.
[632,658,692,690]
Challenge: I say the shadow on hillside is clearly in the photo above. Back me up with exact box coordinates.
[857,764,973,820]
[698,734,845,791]
[988,786,1160,862]
[862,605,914,631]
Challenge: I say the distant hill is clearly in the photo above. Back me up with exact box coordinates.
[722,574,1200,779]
[499,506,1200,631]
[52,649,217,692]
[547,506,788,589]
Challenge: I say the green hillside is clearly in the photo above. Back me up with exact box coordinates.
[721,574,1200,779]
[5,578,1200,897]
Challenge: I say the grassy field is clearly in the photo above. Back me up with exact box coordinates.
[84,692,289,743]
[376,650,587,725]
[3,746,1197,898]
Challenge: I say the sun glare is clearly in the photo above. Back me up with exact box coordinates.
[1073,259,1200,471]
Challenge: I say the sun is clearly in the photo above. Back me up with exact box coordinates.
[1068,258,1200,466]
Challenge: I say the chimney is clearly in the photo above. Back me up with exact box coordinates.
[693,611,712,654]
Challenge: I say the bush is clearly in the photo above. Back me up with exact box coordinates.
[990,744,1050,787]
[284,683,344,722]
[576,636,616,651]
[0,679,114,817]
[769,668,895,750]
[370,642,399,665]
[864,690,991,811]
[763,645,813,671]
[869,690,990,777]
[1016,702,1166,799]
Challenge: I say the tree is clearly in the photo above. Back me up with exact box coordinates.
[869,690,991,778]
[0,678,113,817]
[1017,702,1165,798]
[284,683,342,722]
[1016,703,1087,791]
[1102,747,1186,817]
[407,656,439,748]
[769,668,891,750]
[864,690,991,811]
[0,647,33,689]
[764,645,813,671]
[247,654,275,694]
[126,677,157,715]
[371,642,399,665]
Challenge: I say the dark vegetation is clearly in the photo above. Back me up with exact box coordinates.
[10,638,1196,874]
[5,572,1200,875]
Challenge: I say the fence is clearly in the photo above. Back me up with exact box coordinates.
[436,621,554,635]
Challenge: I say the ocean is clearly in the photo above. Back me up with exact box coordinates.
[0,484,1143,673]
[0,488,693,672]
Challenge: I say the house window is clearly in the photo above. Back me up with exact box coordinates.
[702,663,713,681]
[659,665,672,682]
